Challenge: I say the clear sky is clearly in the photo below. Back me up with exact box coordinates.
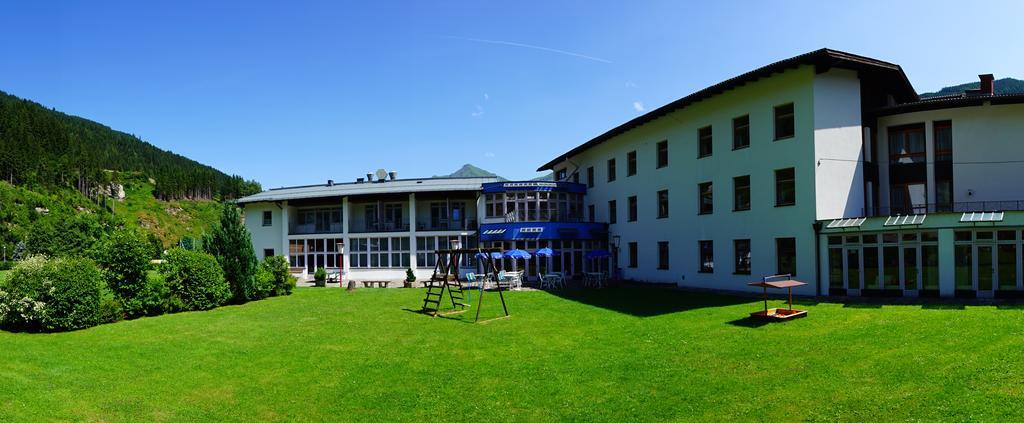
[2,0,1022,188]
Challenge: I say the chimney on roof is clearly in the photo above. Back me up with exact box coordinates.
[389,171,397,181]
[366,172,374,182]
[979,74,994,95]
[327,179,334,187]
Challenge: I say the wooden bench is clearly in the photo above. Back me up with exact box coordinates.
[361,280,390,288]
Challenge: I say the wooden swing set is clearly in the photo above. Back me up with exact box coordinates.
[420,247,510,323]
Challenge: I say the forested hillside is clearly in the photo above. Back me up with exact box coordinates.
[0,90,260,200]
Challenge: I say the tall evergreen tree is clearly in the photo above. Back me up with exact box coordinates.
[204,204,258,303]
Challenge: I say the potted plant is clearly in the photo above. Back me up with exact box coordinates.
[314,267,327,287]
[404,268,416,288]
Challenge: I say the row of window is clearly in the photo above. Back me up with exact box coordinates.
[589,168,795,223]
[483,191,584,221]
[624,237,797,276]
[579,103,795,186]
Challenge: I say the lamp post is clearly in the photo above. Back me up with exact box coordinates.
[611,235,621,279]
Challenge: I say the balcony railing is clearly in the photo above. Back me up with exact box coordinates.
[289,223,344,235]
[418,219,478,232]
[864,201,1024,217]
[349,221,410,233]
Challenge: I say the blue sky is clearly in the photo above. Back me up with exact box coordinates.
[2,0,1022,188]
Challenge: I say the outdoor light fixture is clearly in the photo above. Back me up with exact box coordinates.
[612,235,621,249]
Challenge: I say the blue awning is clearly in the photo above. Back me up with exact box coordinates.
[478,221,609,242]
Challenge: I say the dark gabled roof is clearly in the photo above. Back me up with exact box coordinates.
[871,92,1024,117]
[537,48,918,171]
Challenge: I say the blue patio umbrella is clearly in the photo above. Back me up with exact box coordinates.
[490,252,504,260]
[503,249,532,260]
[585,249,611,259]
[534,247,557,257]
[474,252,490,259]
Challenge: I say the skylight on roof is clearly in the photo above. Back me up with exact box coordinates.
[883,215,926,226]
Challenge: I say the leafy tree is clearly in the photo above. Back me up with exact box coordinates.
[204,204,258,303]
[95,228,154,318]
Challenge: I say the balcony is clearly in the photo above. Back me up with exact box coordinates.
[864,201,1024,217]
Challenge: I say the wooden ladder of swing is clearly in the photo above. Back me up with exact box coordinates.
[421,250,468,317]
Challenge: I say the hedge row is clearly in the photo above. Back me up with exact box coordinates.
[0,228,295,332]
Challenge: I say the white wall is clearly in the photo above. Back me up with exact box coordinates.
[553,65,820,295]
[812,68,865,220]
[244,203,284,259]
[877,103,1024,206]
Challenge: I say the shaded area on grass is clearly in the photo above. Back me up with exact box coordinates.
[544,286,755,317]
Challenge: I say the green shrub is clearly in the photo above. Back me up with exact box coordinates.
[96,228,153,317]
[161,248,230,312]
[97,289,124,324]
[0,256,109,332]
[122,272,169,317]
[204,204,258,303]
[261,255,296,296]
[0,261,12,271]
[314,267,326,282]
[253,266,274,300]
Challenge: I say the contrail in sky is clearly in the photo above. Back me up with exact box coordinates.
[443,35,612,64]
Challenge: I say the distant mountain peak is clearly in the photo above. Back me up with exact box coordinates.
[434,164,506,181]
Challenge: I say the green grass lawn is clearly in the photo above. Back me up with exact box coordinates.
[1,287,1022,421]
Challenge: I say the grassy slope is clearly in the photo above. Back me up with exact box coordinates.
[113,178,221,247]
[0,288,1022,421]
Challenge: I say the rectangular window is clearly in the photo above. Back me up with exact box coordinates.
[627,151,637,176]
[608,200,617,224]
[263,248,275,258]
[656,140,668,168]
[774,103,795,140]
[699,240,713,273]
[733,115,750,149]
[657,189,669,219]
[586,167,594,188]
[572,173,579,183]
[628,242,638,268]
[734,239,751,275]
[934,121,952,161]
[627,196,637,222]
[733,175,750,211]
[776,238,796,277]
[607,158,616,182]
[657,241,669,270]
[588,205,595,222]
[556,168,567,181]
[775,168,795,206]
[888,124,926,165]
[698,182,713,215]
[698,126,713,158]
[262,210,272,226]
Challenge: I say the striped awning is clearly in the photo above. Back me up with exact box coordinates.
[826,217,867,229]
[960,212,1004,223]
[884,214,926,226]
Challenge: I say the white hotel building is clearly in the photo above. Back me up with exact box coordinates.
[242,48,1024,298]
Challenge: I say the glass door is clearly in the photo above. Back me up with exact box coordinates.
[902,246,919,291]
[976,245,994,293]
[997,243,1017,292]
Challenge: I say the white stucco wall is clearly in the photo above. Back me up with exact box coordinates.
[243,203,284,259]
[553,65,820,295]
[877,103,1024,207]
[812,68,865,220]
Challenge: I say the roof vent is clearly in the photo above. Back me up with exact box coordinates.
[979,74,994,95]
[366,172,374,182]
[389,171,397,181]
[327,179,335,186]
[356,177,365,183]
